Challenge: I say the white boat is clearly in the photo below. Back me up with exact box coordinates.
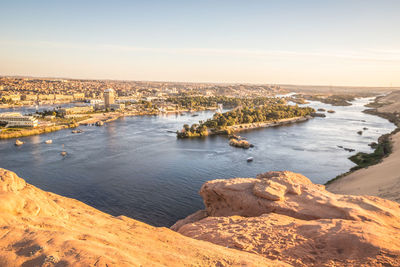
[15,139,24,146]
[247,157,253,162]
[45,140,53,144]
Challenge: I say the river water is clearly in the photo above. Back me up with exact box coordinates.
[0,97,395,226]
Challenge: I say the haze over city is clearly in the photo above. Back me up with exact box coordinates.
[1,0,399,86]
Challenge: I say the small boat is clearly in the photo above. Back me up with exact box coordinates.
[15,140,24,146]
[60,144,67,156]
[191,114,199,117]
[247,157,254,162]
[45,140,53,144]
[71,129,83,133]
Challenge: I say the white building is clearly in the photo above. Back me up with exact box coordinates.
[0,112,38,128]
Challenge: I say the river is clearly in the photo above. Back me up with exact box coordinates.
[0,97,395,226]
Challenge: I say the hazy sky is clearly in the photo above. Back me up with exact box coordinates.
[1,0,399,86]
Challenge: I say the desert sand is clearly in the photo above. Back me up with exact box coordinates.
[327,90,400,202]
[0,168,287,267]
[174,171,400,266]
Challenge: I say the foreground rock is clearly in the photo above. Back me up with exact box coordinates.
[173,171,400,266]
[0,168,287,267]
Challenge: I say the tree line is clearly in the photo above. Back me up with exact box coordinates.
[167,96,286,109]
[177,103,315,138]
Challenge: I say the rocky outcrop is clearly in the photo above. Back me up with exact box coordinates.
[229,138,252,149]
[174,171,400,266]
[0,168,288,267]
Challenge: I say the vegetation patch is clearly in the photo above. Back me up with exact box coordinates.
[177,101,314,138]
[302,94,356,106]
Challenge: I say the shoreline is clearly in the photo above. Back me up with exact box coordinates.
[0,108,211,139]
[326,91,400,203]
[227,116,311,133]
[0,123,78,139]
[177,116,313,139]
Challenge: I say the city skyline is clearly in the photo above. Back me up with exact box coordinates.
[1,0,399,86]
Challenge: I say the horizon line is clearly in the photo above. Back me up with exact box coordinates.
[1,73,399,89]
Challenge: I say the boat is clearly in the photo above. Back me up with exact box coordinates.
[71,129,83,134]
[15,140,24,146]
[60,144,67,156]
[45,140,53,144]
[191,114,199,117]
[95,121,104,126]
[247,157,254,162]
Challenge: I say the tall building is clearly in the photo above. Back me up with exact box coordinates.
[104,89,115,108]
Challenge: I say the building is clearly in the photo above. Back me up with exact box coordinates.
[104,89,115,109]
[21,94,38,101]
[0,112,38,128]
[1,94,21,102]
[89,99,103,105]
[58,106,93,115]
[54,94,74,101]
[73,93,85,100]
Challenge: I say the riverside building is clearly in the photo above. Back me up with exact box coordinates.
[0,112,38,128]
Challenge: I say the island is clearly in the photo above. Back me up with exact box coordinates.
[177,100,315,138]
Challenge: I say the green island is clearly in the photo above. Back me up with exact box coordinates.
[299,94,357,106]
[177,100,315,138]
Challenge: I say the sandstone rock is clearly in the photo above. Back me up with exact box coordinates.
[170,209,208,231]
[176,171,400,266]
[0,168,288,267]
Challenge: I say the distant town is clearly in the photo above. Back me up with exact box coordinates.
[0,75,395,141]
[0,76,283,107]
[0,76,286,138]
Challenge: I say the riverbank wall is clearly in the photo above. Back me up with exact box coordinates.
[0,123,78,139]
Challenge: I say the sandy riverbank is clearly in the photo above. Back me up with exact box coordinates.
[327,91,400,202]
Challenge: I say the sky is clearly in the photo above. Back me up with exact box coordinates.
[0,0,399,86]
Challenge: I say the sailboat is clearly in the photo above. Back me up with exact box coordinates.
[60,144,67,156]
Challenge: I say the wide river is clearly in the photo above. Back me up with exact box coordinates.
[0,97,396,226]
